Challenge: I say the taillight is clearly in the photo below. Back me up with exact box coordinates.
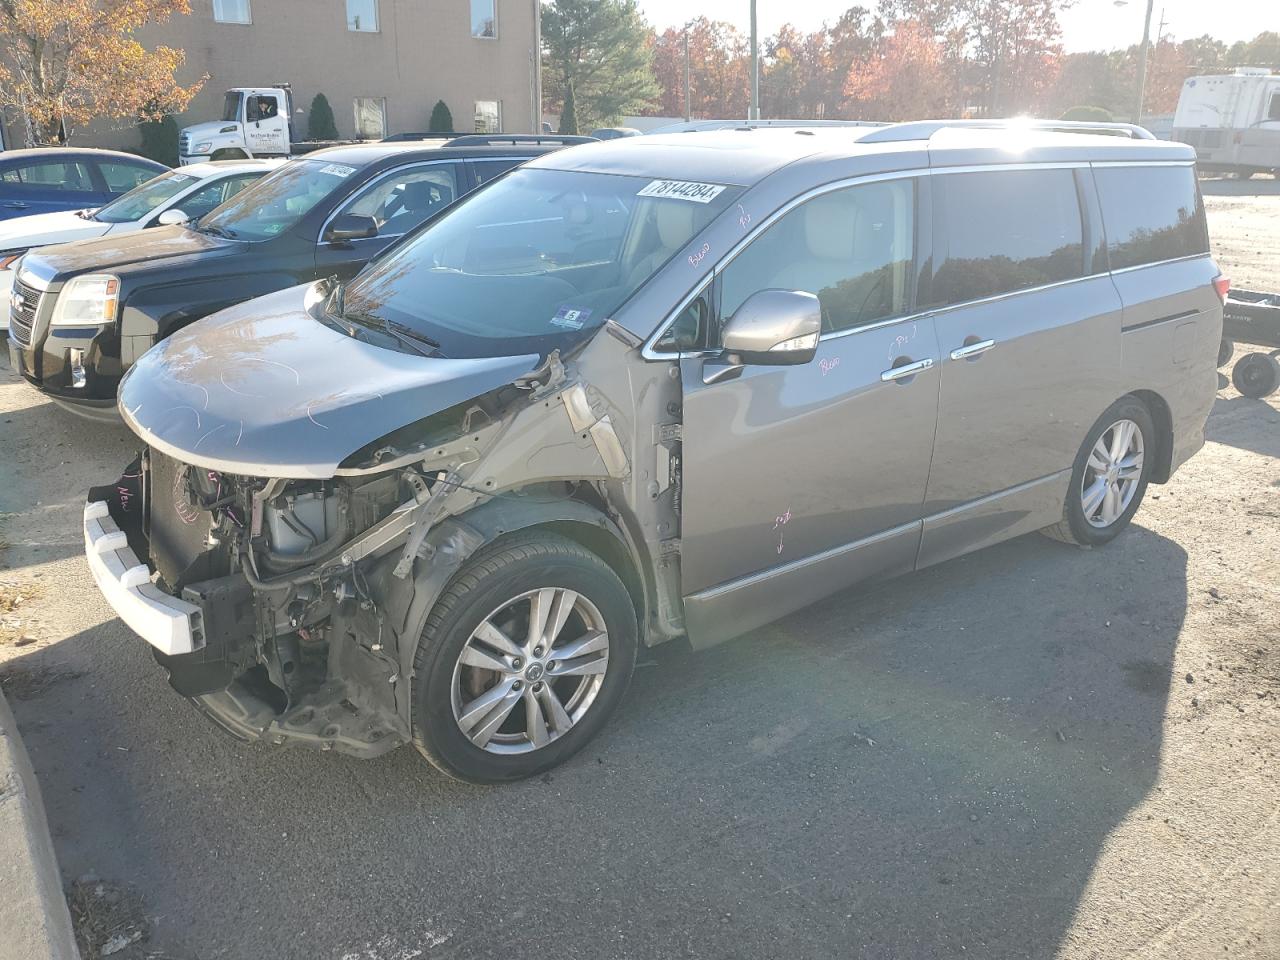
[1213,275,1230,304]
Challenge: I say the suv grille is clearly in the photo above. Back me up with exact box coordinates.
[8,278,41,347]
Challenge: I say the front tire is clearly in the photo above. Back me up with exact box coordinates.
[410,533,637,783]
[1042,397,1155,547]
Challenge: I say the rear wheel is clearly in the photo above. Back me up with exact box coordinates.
[1232,352,1280,398]
[410,533,637,783]
[1042,397,1155,547]
[210,148,248,161]
[1217,337,1235,367]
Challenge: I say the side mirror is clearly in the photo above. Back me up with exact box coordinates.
[155,208,189,226]
[721,289,821,366]
[323,214,378,244]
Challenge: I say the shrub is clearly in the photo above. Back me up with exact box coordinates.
[428,99,454,133]
[1060,105,1114,123]
[137,114,179,167]
[308,93,339,140]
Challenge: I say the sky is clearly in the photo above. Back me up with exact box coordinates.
[636,0,1276,53]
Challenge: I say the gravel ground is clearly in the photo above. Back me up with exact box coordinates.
[0,187,1277,960]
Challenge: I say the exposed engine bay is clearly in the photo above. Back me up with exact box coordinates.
[90,340,686,758]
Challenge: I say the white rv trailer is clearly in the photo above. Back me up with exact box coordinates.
[1172,68,1280,178]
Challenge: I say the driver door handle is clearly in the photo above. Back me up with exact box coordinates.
[880,357,934,382]
[950,339,996,361]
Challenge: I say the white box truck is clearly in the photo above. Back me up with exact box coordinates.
[1172,68,1280,179]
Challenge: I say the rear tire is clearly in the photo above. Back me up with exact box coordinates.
[1232,352,1280,398]
[410,533,637,784]
[1041,397,1155,547]
[1217,338,1235,367]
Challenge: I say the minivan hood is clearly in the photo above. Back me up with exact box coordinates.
[0,210,107,251]
[20,225,236,284]
[119,284,540,478]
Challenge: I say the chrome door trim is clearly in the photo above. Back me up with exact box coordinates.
[1108,252,1213,276]
[881,357,934,381]
[686,519,922,603]
[949,338,996,360]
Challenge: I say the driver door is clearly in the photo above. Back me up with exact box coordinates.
[676,177,941,645]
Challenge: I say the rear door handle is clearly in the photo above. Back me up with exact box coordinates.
[880,357,934,382]
[3,201,28,210]
[950,339,996,361]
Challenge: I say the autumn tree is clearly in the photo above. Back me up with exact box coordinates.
[0,0,203,146]
[542,0,658,133]
[651,18,750,120]
[844,19,949,120]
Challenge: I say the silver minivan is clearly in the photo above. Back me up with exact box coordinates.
[84,121,1225,782]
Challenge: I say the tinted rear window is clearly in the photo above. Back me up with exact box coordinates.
[932,169,1084,306]
[1093,165,1208,270]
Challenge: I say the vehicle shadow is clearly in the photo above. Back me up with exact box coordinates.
[1206,393,1280,458]
[7,523,1188,960]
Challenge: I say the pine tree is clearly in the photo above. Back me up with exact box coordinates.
[558,84,579,135]
[428,99,454,133]
[308,93,339,140]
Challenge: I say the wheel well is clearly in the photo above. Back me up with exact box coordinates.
[1130,389,1174,483]
[525,520,646,628]
[211,148,248,160]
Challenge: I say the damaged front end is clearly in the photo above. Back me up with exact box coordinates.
[85,331,684,759]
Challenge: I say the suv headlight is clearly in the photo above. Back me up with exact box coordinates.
[0,250,25,271]
[50,274,120,326]
[193,141,213,153]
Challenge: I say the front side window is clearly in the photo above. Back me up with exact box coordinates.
[719,179,915,336]
[334,164,459,236]
[338,168,742,358]
[1093,165,1208,270]
[932,168,1083,306]
[175,173,264,220]
[3,161,94,191]
[474,101,501,134]
[196,159,360,240]
[354,98,387,139]
[346,0,377,31]
[97,160,157,193]
[246,95,279,123]
[212,0,251,23]
[470,0,496,37]
[93,172,197,223]
[1269,93,1280,122]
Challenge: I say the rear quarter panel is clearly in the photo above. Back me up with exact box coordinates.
[1113,256,1223,478]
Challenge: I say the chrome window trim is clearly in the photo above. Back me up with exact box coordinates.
[640,159,1204,361]
[318,158,464,244]
[1108,252,1212,276]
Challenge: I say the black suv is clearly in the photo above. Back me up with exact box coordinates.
[7,136,577,418]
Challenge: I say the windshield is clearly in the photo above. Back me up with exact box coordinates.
[196,159,356,240]
[92,171,198,224]
[340,168,741,358]
[222,91,242,123]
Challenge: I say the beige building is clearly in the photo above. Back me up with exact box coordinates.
[28,0,539,150]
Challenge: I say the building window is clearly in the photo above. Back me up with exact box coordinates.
[212,0,251,24]
[354,98,387,139]
[347,0,378,31]
[470,0,496,38]
[474,100,501,134]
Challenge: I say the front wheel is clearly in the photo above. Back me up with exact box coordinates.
[1042,397,1155,547]
[410,533,637,783]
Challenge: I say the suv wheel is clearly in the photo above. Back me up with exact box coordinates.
[1042,397,1155,547]
[410,533,637,783]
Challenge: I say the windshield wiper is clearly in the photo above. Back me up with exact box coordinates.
[345,310,443,358]
[197,222,238,239]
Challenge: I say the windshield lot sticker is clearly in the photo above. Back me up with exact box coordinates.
[638,179,727,203]
[551,306,591,330]
[319,163,357,177]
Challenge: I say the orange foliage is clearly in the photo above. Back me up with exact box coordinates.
[0,0,204,144]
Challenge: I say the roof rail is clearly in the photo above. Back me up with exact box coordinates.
[445,134,598,147]
[857,119,1156,143]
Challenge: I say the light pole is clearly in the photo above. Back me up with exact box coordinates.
[749,0,760,120]
[683,29,692,122]
[1116,0,1156,125]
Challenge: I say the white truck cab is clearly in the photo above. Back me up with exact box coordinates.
[179,87,294,165]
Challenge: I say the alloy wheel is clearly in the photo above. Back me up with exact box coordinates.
[450,588,611,754]
[1080,418,1145,528]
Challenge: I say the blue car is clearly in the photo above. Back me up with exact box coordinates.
[0,148,166,221]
